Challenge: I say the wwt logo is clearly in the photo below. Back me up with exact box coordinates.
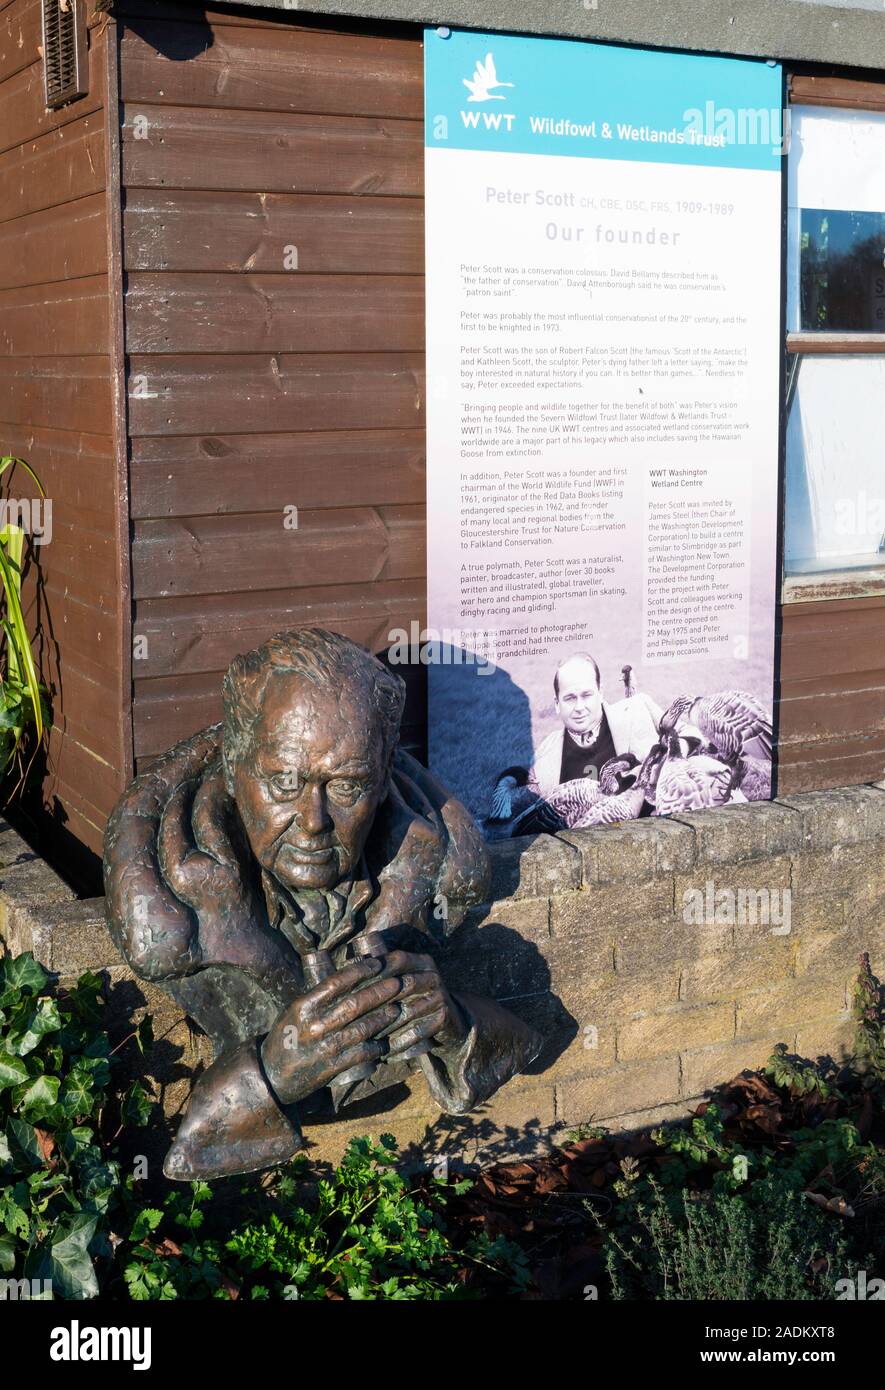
[463,52,513,102]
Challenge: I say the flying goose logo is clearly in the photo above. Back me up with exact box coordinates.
[463,52,514,102]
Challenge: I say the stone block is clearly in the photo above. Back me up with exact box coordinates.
[603,1099,697,1134]
[462,895,550,943]
[680,935,796,1005]
[795,1018,858,1065]
[617,1001,735,1063]
[557,1056,681,1123]
[785,889,845,937]
[680,1037,782,1097]
[792,843,884,902]
[777,786,885,850]
[552,878,675,948]
[560,815,696,886]
[672,800,803,865]
[523,953,682,1084]
[13,898,118,975]
[547,890,615,966]
[736,979,849,1041]
[313,1081,558,1171]
[487,833,580,901]
[795,925,873,980]
[615,904,730,974]
[676,858,795,949]
[442,898,552,999]
[0,852,75,946]
[650,817,698,876]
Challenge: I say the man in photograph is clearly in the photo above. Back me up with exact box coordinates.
[528,654,663,798]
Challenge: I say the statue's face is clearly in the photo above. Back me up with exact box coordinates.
[231,671,389,893]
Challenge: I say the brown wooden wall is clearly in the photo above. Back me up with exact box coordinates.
[114,0,884,795]
[115,3,426,766]
[0,0,131,864]
[778,596,885,794]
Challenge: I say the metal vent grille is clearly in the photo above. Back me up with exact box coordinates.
[42,0,87,110]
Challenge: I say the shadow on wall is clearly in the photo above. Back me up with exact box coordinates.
[120,8,216,61]
[307,922,575,1163]
[378,644,535,828]
[103,973,212,1186]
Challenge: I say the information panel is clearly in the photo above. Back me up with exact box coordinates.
[424,30,782,832]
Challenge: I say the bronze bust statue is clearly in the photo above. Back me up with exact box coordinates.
[104,629,541,1180]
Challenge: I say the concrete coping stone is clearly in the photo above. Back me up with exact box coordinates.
[0,787,882,971]
[484,784,885,894]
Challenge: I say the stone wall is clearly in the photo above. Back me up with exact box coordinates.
[1,785,883,1170]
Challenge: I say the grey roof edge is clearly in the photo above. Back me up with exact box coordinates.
[203,0,885,71]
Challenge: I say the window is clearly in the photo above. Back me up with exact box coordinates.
[41,0,88,110]
[785,80,885,593]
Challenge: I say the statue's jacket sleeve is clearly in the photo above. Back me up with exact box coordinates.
[104,728,542,1181]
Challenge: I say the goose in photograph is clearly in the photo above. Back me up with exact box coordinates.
[732,753,772,801]
[653,729,737,815]
[487,765,538,823]
[508,774,605,835]
[658,690,773,764]
[509,748,662,834]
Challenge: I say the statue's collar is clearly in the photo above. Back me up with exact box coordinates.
[262,859,374,956]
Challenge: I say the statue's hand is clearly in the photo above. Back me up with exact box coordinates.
[260,960,403,1106]
[374,949,467,1057]
[158,767,263,959]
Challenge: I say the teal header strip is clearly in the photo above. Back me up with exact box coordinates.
[425,29,783,172]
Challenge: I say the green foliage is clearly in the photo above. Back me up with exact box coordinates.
[2,945,884,1302]
[583,964,885,1301]
[0,949,527,1301]
[0,456,49,795]
[602,1177,853,1301]
[124,1137,530,1301]
[851,952,885,1084]
[765,1043,838,1098]
[564,1122,609,1144]
[598,1057,883,1299]
[0,951,150,1298]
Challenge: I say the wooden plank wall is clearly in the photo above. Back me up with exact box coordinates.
[117,3,426,765]
[777,597,885,793]
[116,1,884,792]
[0,0,130,864]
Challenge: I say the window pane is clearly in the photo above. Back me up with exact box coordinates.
[800,208,885,331]
[788,107,885,332]
[785,354,885,574]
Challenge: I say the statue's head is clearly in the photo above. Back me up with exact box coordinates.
[221,629,405,893]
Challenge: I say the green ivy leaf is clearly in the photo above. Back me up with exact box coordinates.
[29,1210,99,1300]
[0,1050,29,1090]
[15,1072,60,1121]
[0,1233,16,1272]
[6,997,62,1056]
[135,1016,154,1054]
[120,1081,154,1128]
[59,1069,95,1118]
[75,1149,119,1208]
[6,1116,43,1170]
[0,952,48,998]
[0,1187,31,1241]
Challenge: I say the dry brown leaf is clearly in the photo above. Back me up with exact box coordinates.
[34,1127,56,1165]
[155,1237,182,1258]
[805,1191,855,1218]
